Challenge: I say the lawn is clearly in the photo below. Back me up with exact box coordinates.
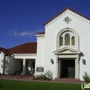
[0,79,85,90]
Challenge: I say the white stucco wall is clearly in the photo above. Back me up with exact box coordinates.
[0,52,4,74]
[0,53,15,74]
[5,56,15,74]
[43,9,90,80]
[13,54,36,59]
[35,35,45,75]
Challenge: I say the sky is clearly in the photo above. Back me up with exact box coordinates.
[0,0,90,49]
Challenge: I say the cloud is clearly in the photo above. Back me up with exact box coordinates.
[8,29,43,37]
[8,31,18,36]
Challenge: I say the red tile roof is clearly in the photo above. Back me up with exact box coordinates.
[43,7,90,26]
[0,47,9,56]
[0,47,8,55]
[0,47,9,55]
[8,42,37,55]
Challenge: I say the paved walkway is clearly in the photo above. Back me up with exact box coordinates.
[0,74,82,84]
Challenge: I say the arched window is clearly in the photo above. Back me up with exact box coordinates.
[72,36,75,45]
[60,37,63,46]
[65,33,70,45]
[57,28,78,49]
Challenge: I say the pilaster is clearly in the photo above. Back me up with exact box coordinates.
[21,58,26,75]
[75,55,79,79]
[55,55,59,78]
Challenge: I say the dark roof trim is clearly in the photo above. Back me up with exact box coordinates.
[36,32,45,34]
[43,7,90,26]
[0,47,9,55]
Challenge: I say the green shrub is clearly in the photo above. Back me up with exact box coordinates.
[33,74,42,80]
[83,72,90,82]
[44,70,52,80]
[33,70,52,80]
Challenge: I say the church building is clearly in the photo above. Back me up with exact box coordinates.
[0,7,90,81]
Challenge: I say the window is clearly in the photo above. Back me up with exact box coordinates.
[60,37,63,46]
[59,31,76,47]
[65,33,70,45]
[57,28,78,49]
[72,36,75,45]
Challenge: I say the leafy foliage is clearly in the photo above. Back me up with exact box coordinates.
[33,70,53,80]
[44,70,53,79]
[83,72,90,82]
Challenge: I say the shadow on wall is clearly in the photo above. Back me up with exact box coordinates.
[80,52,84,57]
[1,59,9,74]
[80,52,86,65]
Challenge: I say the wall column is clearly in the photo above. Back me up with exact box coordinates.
[63,36,65,46]
[75,55,79,79]
[21,58,26,75]
[55,55,59,78]
[58,59,60,78]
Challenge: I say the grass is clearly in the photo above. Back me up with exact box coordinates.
[0,79,85,90]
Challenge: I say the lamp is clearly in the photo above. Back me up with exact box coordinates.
[50,59,54,64]
[82,59,86,65]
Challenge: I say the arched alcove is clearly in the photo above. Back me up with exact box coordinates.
[56,27,79,50]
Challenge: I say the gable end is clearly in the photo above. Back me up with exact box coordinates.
[44,7,90,26]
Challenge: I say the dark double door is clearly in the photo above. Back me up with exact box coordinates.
[61,60,75,78]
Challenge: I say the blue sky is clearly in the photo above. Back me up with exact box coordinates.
[0,0,90,48]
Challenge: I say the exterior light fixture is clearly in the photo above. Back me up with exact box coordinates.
[82,59,86,65]
[50,59,54,64]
